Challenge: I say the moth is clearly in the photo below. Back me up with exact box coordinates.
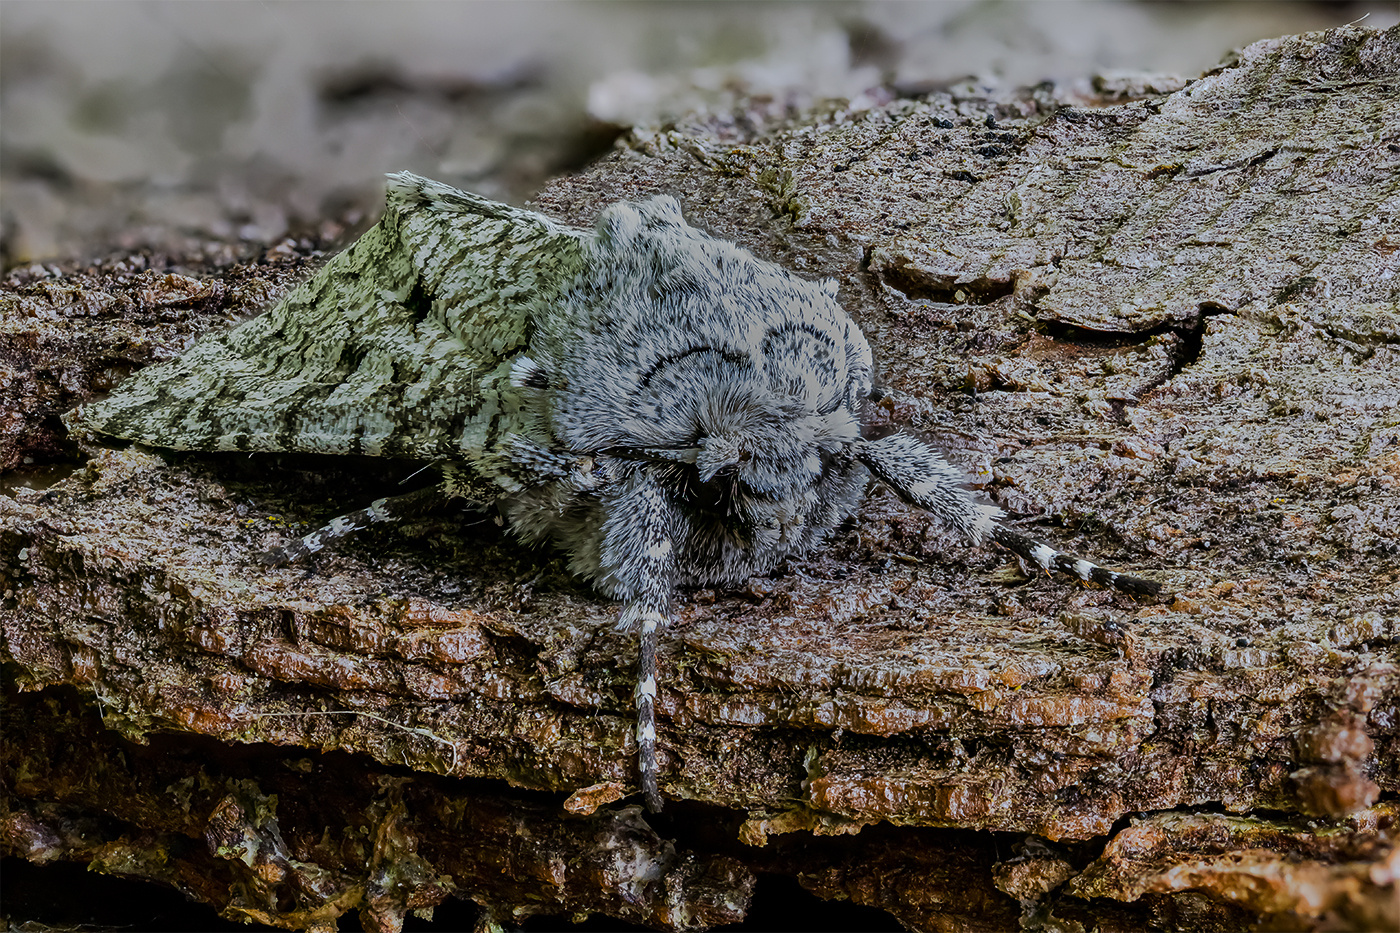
[72,173,1160,812]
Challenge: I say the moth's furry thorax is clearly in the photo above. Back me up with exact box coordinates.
[505,196,875,596]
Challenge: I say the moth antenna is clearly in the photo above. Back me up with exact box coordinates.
[261,482,455,568]
[856,433,1160,597]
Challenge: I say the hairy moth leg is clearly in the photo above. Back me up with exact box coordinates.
[857,434,1160,596]
[991,524,1161,596]
[857,433,1003,542]
[601,471,681,813]
[621,599,667,813]
[261,480,475,568]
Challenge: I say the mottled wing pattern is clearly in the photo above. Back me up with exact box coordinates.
[75,173,589,463]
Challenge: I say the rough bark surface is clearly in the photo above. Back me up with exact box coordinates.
[3,24,1398,933]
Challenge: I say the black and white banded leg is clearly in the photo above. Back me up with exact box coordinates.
[991,524,1160,596]
[857,433,1161,597]
[600,469,682,812]
[261,483,453,567]
[624,600,666,813]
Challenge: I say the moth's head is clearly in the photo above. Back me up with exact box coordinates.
[626,347,862,502]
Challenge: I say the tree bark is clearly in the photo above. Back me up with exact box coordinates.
[3,23,1397,932]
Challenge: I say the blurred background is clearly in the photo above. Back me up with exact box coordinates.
[3,0,1397,267]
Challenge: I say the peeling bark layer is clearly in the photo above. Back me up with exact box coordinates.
[2,687,754,932]
[3,24,1398,932]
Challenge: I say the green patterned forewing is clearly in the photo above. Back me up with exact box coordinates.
[74,174,589,464]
